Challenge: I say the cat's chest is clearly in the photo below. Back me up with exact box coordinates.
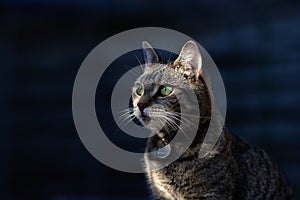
[150,170,185,200]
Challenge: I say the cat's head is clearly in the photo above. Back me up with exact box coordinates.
[132,41,207,133]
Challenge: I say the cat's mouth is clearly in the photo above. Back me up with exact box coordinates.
[140,113,151,124]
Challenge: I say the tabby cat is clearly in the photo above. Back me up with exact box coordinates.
[130,41,294,199]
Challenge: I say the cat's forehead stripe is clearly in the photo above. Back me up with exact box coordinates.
[138,64,192,88]
[140,70,163,85]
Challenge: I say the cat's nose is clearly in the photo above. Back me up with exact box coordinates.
[137,102,147,112]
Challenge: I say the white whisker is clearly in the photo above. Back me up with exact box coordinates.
[118,111,133,120]
[123,65,140,76]
[119,107,133,113]
[149,109,196,143]
[132,53,144,72]
[162,114,192,143]
[118,113,134,126]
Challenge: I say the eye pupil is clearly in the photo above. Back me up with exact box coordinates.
[160,86,172,96]
[136,85,144,95]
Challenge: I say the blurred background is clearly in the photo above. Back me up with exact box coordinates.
[1,0,300,199]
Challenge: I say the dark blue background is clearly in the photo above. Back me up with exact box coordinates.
[1,0,299,199]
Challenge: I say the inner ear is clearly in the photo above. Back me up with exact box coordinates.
[142,41,162,68]
[174,41,202,78]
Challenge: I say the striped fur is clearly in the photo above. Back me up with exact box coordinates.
[129,41,294,199]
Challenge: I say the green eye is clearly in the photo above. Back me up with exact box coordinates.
[136,85,144,96]
[160,86,173,96]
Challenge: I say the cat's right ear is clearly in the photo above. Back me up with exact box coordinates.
[174,41,202,79]
[142,41,161,68]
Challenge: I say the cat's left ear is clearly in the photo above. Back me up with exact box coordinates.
[142,41,162,68]
[174,41,202,79]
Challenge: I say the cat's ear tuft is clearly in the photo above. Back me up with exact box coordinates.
[174,40,202,79]
[142,41,161,68]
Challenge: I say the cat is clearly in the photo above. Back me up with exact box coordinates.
[130,40,294,199]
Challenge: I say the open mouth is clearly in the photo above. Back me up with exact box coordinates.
[140,114,151,124]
